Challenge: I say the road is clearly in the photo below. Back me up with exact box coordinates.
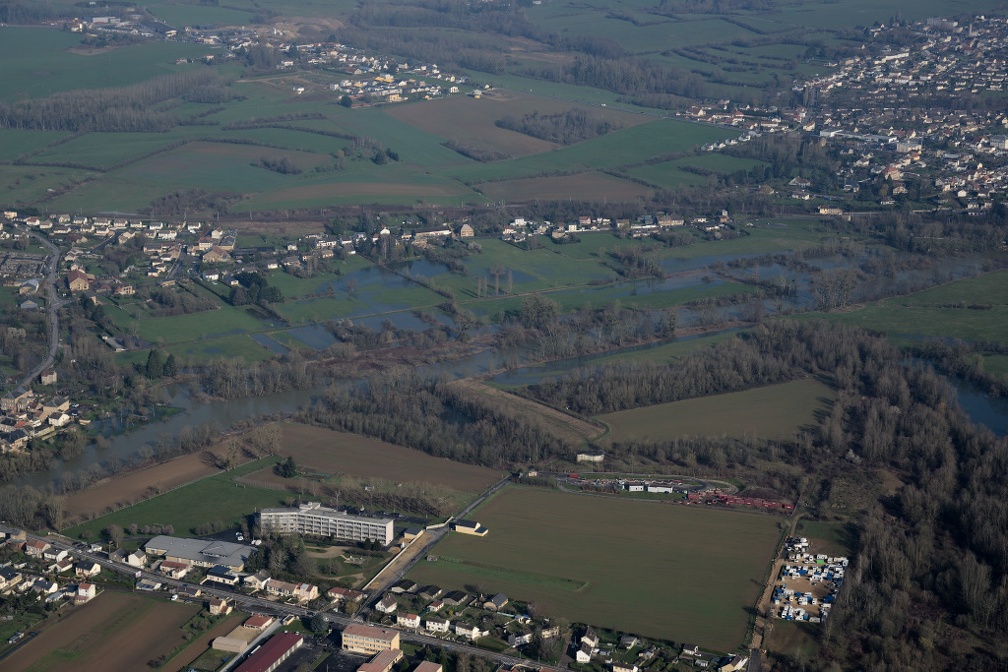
[10,227,65,394]
[363,475,511,613]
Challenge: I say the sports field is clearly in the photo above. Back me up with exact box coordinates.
[409,487,781,650]
[3,591,200,672]
[599,377,835,442]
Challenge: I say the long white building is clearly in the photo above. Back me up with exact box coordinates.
[257,503,394,546]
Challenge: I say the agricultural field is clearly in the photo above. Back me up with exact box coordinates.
[476,172,653,203]
[2,591,201,672]
[409,487,781,651]
[264,422,503,493]
[63,459,287,540]
[803,270,1008,346]
[599,377,835,442]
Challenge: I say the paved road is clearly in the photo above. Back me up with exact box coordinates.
[10,227,65,394]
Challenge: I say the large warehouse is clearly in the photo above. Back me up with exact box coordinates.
[257,503,394,546]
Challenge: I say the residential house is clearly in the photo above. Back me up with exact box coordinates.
[66,269,92,292]
[32,578,58,595]
[75,561,101,579]
[376,594,398,614]
[458,223,474,238]
[484,593,508,611]
[327,586,365,604]
[396,612,421,629]
[243,570,270,591]
[391,578,417,594]
[0,567,22,591]
[453,622,485,640]
[25,539,50,557]
[619,635,638,649]
[611,664,638,672]
[417,585,442,601]
[209,597,233,615]
[42,547,69,563]
[52,558,74,574]
[244,614,275,631]
[451,520,487,536]
[581,629,599,649]
[76,582,96,604]
[441,590,471,606]
[126,550,147,568]
[206,565,240,586]
[265,579,318,603]
[575,643,593,663]
[159,560,190,580]
[424,617,450,633]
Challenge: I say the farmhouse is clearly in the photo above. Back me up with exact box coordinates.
[358,648,404,672]
[341,623,400,654]
[257,503,394,546]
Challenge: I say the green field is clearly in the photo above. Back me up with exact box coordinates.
[409,486,781,651]
[800,270,1008,345]
[63,459,287,539]
[599,377,834,442]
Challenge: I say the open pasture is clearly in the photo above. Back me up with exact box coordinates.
[805,270,1008,346]
[0,165,97,207]
[0,27,209,102]
[0,130,68,162]
[599,377,834,443]
[2,591,200,672]
[448,119,737,184]
[409,486,781,650]
[269,423,502,492]
[476,171,653,202]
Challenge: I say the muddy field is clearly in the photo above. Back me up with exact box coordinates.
[4,591,198,672]
[271,422,502,491]
[62,446,242,525]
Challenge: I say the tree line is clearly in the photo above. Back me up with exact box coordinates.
[495,109,622,145]
[0,71,222,132]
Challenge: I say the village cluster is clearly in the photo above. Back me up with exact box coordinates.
[0,381,79,454]
[684,15,1008,212]
[771,538,847,624]
[65,12,471,105]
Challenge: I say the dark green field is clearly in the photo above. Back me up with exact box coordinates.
[409,486,781,651]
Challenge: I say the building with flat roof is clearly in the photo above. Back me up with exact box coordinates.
[145,535,253,571]
[341,623,400,654]
[233,632,303,672]
[257,503,394,546]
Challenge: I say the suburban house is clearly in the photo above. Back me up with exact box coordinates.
[424,617,450,633]
[66,269,93,292]
[484,593,508,611]
[376,594,398,613]
[266,579,318,603]
[417,585,442,601]
[158,560,190,580]
[0,567,22,591]
[126,550,147,568]
[575,643,593,663]
[458,223,474,237]
[396,612,420,629]
[42,547,68,562]
[612,664,639,672]
[244,614,274,631]
[76,582,96,604]
[24,540,50,557]
[328,586,366,604]
[390,578,417,594]
[209,598,233,616]
[341,623,400,654]
[453,622,485,640]
[442,590,471,606]
[581,629,599,649]
[243,570,270,591]
[619,635,638,649]
[205,565,240,586]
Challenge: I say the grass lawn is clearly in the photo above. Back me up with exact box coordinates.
[134,304,267,346]
[63,459,287,539]
[409,486,781,651]
[599,377,834,442]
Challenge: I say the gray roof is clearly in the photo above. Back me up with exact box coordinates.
[145,535,253,570]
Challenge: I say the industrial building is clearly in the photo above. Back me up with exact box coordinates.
[233,632,303,672]
[145,535,253,571]
[257,503,394,546]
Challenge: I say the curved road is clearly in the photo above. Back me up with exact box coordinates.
[11,227,65,393]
